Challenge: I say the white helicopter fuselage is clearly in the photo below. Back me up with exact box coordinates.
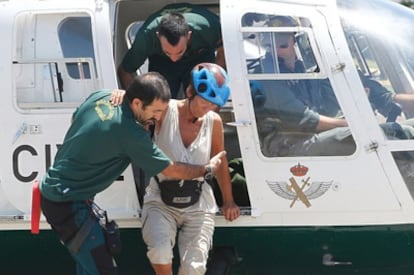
[1,0,414,274]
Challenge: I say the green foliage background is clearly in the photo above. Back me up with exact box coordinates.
[401,0,414,8]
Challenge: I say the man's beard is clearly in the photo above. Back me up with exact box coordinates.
[144,118,157,130]
[136,115,156,131]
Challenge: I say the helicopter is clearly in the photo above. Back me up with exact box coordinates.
[2,0,414,274]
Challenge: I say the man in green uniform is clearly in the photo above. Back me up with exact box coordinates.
[39,72,225,275]
[117,3,225,98]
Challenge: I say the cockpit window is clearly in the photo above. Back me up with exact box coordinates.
[338,0,414,200]
[242,13,319,75]
[339,0,414,132]
[241,12,356,158]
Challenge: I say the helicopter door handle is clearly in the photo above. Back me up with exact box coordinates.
[226,121,252,127]
[322,254,352,266]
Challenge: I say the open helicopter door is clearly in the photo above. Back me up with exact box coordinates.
[0,0,139,222]
[221,0,409,225]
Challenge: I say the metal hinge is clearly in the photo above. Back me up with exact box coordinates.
[331,62,346,73]
[365,141,379,152]
[226,121,252,127]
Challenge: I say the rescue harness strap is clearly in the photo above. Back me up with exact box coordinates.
[67,215,96,255]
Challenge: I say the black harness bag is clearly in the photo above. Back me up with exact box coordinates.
[91,201,122,256]
[102,216,122,256]
[155,176,203,208]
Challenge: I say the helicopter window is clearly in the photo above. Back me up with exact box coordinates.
[241,13,319,75]
[13,13,99,109]
[123,21,148,75]
[296,32,319,73]
[58,17,95,80]
[340,5,414,142]
[346,32,393,91]
[243,31,319,74]
[125,21,144,48]
[242,13,356,157]
[344,31,405,127]
[250,78,356,157]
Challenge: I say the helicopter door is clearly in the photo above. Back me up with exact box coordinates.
[221,0,402,224]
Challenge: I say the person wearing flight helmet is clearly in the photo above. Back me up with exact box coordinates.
[257,15,414,158]
[141,62,240,275]
[256,15,355,157]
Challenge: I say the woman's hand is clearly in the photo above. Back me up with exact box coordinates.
[221,201,241,221]
[110,89,126,106]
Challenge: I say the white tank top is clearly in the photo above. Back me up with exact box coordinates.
[144,100,218,213]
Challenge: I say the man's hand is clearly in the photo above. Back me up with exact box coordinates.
[110,89,126,106]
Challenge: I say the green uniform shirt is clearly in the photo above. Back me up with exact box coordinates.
[360,72,396,117]
[262,59,340,132]
[121,3,222,97]
[40,90,171,202]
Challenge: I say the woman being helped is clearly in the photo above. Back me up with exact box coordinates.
[143,63,240,275]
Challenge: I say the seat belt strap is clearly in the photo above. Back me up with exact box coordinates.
[67,216,96,255]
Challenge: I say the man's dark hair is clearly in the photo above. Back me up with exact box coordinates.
[126,72,171,108]
[158,12,190,45]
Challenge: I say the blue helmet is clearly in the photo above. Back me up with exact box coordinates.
[191,63,230,107]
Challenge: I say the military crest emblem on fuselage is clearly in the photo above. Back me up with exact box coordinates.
[266,163,333,208]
